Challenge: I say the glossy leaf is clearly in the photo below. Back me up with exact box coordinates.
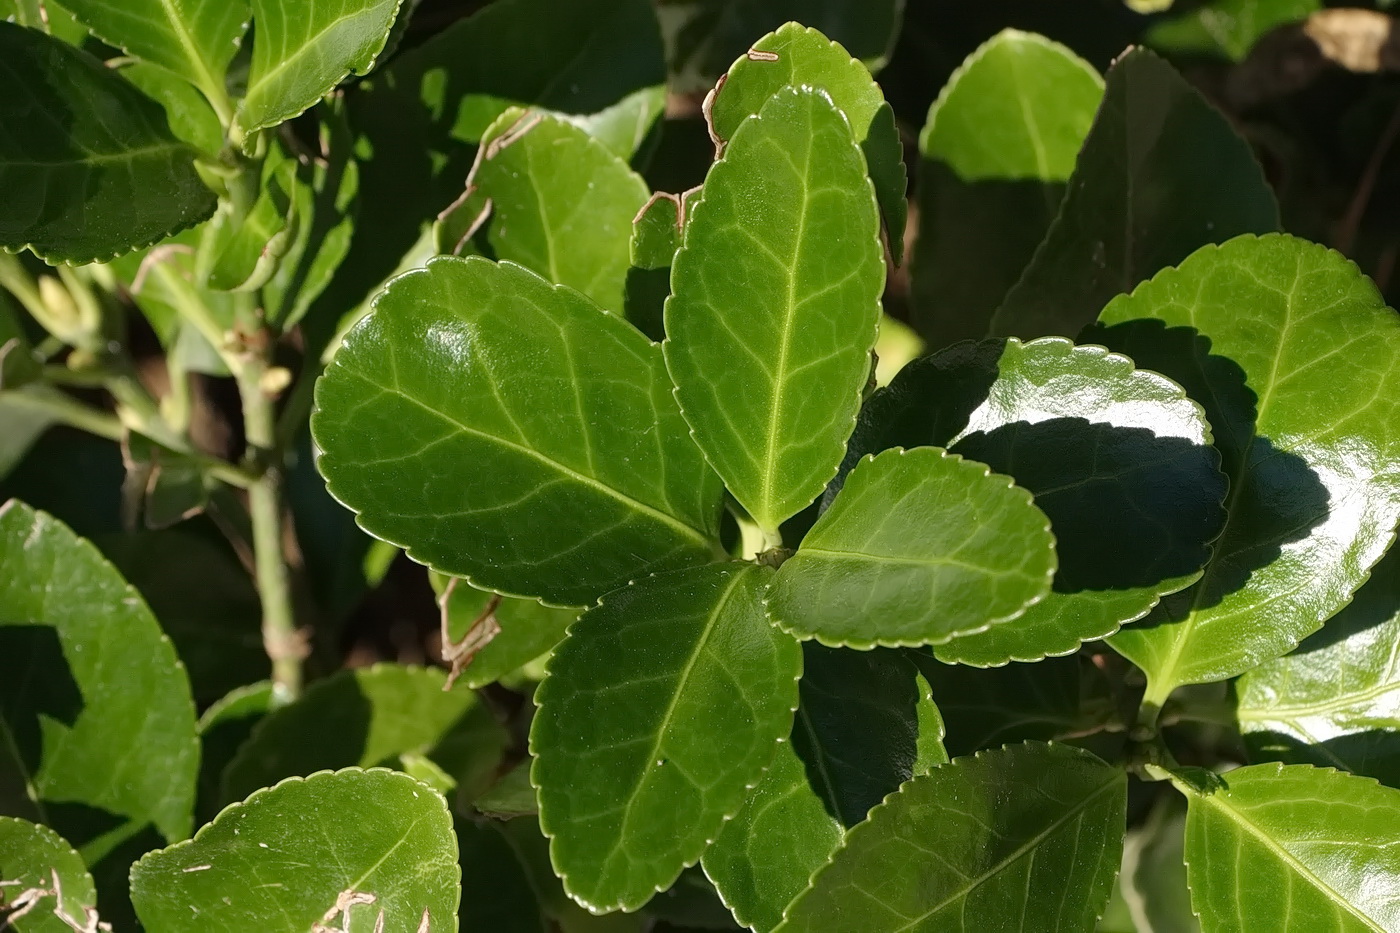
[1174,762,1400,932]
[840,337,1226,665]
[991,48,1278,341]
[531,563,801,913]
[312,256,724,607]
[234,0,403,138]
[1237,543,1400,787]
[1095,235,1400,702]
[431,573,579,689]
[221,663,507,804]
[768,447,1055,648]
[665,86,885,535]
[0,817,100,933]
[59,0,247,105]
[0,22,216,263]
[710,22,907,263]
[774,742,1127,933]
[436,109,649,315]
[0,500,198,843]
[912,30,1103,348]
[131,768,459,932]
[1148,0,1319,62]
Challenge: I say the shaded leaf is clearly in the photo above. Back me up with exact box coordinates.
[774,742,1127,933]
[0,817,99,933]
[312,256,723,607]
[1093,234,1400,704]
[665,86,884,535]
[1118,795,1200,933]
[912,30,1103,348]
[131,768,459,932]
[531,563,801,913]
[118,60,225,154]
[0,22,216,263]
[458,817,548,933]
[768,447,1055,648]
[1148,0,1320,62]
[431,573,578,690]
[991,48,1278,340]
[194,681,274,823]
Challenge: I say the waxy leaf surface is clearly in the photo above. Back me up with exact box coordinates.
[768,447,1055,648]
[131,768,459,932]
[0,500,198,843]
[531,563,801,913]
[775,742,1126,933]
[841,337,1226,666]
[711,22,907,263]
[1095,235,1400,699]
[0,817,98,933]
[992,48,1278,341]
[0,23,216,263]
[665,86,884,535]
[912,30,1102,348]
[1176,763,1400,932]
[312,256,723,607]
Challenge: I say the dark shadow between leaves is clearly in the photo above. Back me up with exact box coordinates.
[0,623,82,788]
[1244,729,1400,790]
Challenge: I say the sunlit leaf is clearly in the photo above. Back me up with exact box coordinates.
[0,817,100,933]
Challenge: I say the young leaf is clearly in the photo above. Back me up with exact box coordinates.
[840,337,1226,666]
[0,22,216,263]
[312,256,724,607]
[1093,234,1400,704]
[0,500,198,843]
[131,768,459,932]
[1237,544,1400,787]
[531,563,802,913]
[59,0,247,111]
[119,60,226,155]
[220,663,507,804]
[774,742,1127,932]
[0,817,100,933]
[198,145,298,292]
[234,0,403,138]
[436,109,650,316]
[1173,762,1400,931]
[665,86,885,536]
[912,30,1103,348]
[431,573,578,689]
[1147,0,1319,62]
[767,447,1056,648]
[710,22,908,263]
[991,48,1279,341]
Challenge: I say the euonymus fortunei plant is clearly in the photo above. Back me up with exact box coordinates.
[4,0,1400,930]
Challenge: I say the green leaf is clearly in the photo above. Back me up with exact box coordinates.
[1093,234,1400,703]
[1117,795,1200,933]
[703,645,944,932]
[0,22,216,263]
[1174,762,1400,932]
[312,255,723,607]
[912,30,1103,349]
[632,194,684,272]
[991,48,1279,341]
[435,109,650,316]
[710,22,908,264]
[118,60,226,154]
[841,337,1226,666]
[767,447,1055,648]
[0,500,198,843]
[0,817,100,933]
[198,143,298,291]
[664,86,885,535]
[774,742,1127,933]
[1148,0,1319,62]
[221,663,507,805]
[234,0,403,138]
[131,768,459,932]
[59,0,247,110]
[1237,543,1400,787]
[195,681,274,823]
[431,573,578,690]
[531,563,801,913]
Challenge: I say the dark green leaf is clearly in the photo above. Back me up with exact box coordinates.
[458,817,548,933]
[1117,795,1200,933]
[632,194,684,271]
[1148,0,1319,62]
[131,768,459,931]
[0,500,198,843]
[991,48,1278,341]
[774,742,1127,933]
[768,447,1055,648]
[1174,762,1400,932]
[665,86,885,535]
[199,145,298,292]
[0,397,52,482]
[0,817,100,933]
[0,22,216,263]
[531,563,801,913]
[312,256,724,607]
[1093,234,1400,705]
[195,681,274,823]
[710,22,907,263]
[912,30,1102,348]
[432,572,578,689]
[473,758,538,819]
